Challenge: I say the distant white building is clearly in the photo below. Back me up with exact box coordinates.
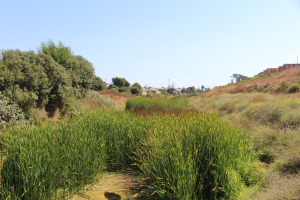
[142,88,161,96]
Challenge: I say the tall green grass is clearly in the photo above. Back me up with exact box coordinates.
[125,97,189,111]
[1,106,257,199]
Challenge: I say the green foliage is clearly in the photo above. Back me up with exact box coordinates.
[90,76,107,91]
[167,87,175,94]
[0,92,25,129]
[256,148,275,164]
[112,77,130,87]
[110,88,119,92]
[125,97,189,111]
[36,53,73,111]
[0,107,257,199]
[66,56,95,98]
[240,161,265,187]
[130,86,141,95]
[118,86,129,93]
[231,74,248,83]
[0,50,51,114]
[37,39,73,67]
[274,81,290,92]
[1,44,105,116]
[287,83,300,93]
[132,82,142,90]
[181,87,187,93]
[160,90,169,95]
[187,86,195,92]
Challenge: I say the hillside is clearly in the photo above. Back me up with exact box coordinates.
[189,76,300,199]
[208,67,300,96]
[98,90,136,109]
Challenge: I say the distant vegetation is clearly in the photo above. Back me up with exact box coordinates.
[125,97,189,111]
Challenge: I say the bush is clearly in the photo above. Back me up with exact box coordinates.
[130,86,141,95]
[90,76,107,91]
[274,81,290,93]
[287,83,300,93]
[110,88,118,93]
[0,50,50,114]
[0,92,25,129]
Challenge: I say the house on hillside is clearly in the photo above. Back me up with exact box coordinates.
[254,63,300,77]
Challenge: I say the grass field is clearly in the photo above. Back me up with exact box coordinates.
[0,97,259,199]
[189,92,300,199]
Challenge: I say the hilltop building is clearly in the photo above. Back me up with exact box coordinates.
[254,64,300,77]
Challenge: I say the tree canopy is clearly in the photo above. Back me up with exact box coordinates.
[37,39,73,67]
[112,77,130,87]
[231,74,248,83]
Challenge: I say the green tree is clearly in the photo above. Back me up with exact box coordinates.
[38,39,73,67]
[35,53,73,111]
[132,82,142,90]
[187,86,195,93]
[90,76,107,91]
[0,49,73,114]
[112,77,130,88]
[0,50,50,115]
[130,86,141,95]
[66,56,95,98]
[231,74,248,83]
[181,88,187,93]
[167,88,175,94]
[109,85,119,92]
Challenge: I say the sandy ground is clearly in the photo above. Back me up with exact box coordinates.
[69,171,147,200]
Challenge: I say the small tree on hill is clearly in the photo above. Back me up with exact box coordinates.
[231,74,248,83]
[132,82,142,90]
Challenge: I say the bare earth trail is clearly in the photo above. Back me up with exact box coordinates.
[70,171,147,200]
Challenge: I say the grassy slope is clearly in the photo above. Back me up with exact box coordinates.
[209,66,300,96]
[98,90,135,109]
[189,79,300,199]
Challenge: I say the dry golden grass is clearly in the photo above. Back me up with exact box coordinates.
[98,90,136,109]
[188,92,300,199]
[251,172,300,200]
[207,67,300,97]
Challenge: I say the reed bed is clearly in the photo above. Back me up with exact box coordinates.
[1,105,256,199]
[125,97,189,111]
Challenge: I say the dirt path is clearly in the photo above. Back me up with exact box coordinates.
[70,171,146,200]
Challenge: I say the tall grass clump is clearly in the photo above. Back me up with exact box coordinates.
[0,105,257,199]
[125,97,189,111]
[0,108,147,199]
[133,111,254,199]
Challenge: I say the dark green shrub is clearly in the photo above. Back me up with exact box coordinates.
[274,81,290,92]
[256,148,275,164]
[130,86,141,95]
[90,76,107,91]
[287,83,300,93]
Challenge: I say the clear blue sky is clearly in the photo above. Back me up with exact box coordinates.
[1,0,300,89]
